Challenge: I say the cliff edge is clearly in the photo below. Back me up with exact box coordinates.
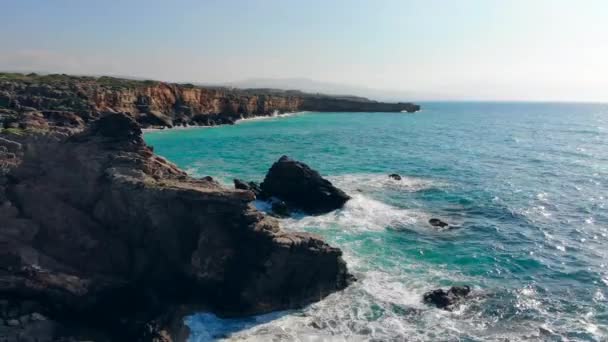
[0,73,420,130]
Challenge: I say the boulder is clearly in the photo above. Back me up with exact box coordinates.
[388,173,402,181]
[261,156,350,214]
[423,286,471,310]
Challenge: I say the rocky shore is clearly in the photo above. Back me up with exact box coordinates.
[0,72,423,341]
[0,113,354,341]
[0,73,420,132]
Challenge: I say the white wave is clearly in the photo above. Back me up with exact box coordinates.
[186,252,477,342]
[250,173,440,233]
[184,167,202,177]
[187,171,607,341]
[327,173,440,195]
[235,111,306,124]
[143,112,306,133]
[142,124,213,133]
[281,193,430,232]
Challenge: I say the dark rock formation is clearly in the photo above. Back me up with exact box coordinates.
[0,73,420,131]
[388,173,402,181]
[261,156,350,215]
[429,218,449,228]
[233,178,264,199]
[234,178,250,190]
[271,200,291,218]
[0,113,353,341]
[423,286,471,310]
[300,95,420,113]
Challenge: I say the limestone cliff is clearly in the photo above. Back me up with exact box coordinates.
[0,73,420,130]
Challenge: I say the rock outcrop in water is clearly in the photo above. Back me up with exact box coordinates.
[233,178,264,199]
[0,73,420,132]
[261,156,351,214]
[388,173,402,181]
[423,286,471,310]
[0,113,353,341]
[428,218,449,228]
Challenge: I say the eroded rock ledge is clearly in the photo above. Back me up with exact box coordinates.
[0,114,353,341]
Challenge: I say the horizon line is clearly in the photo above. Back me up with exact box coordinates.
[1,70,606,106]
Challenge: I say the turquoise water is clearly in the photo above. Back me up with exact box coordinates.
[144,103,608,341]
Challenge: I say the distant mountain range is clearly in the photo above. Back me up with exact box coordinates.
[224,78,442,102]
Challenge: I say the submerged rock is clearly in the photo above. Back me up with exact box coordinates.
[423,286,471,310]
[0,113,353,340]
[429,218,449,228]
[388,173,402,181]
[261,155,350,214]
[271,200,291,218]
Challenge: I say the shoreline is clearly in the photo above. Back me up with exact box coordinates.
[142,111,309,133]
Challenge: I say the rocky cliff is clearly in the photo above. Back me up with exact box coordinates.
[0,73,420,130]
[0,113,353,341]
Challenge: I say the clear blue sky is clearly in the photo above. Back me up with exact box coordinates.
[1,0,607,101]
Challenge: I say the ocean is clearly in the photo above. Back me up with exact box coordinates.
[144,102,608,341]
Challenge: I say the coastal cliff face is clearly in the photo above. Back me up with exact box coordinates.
[84,83,305,127]
[0,114,352,341]
[0,73,420,130]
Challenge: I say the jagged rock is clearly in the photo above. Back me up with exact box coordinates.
[43,110,86,128]
[0,137,21,153]
[271,200,291,218]
[429,218,449,228]
[388,173,402,181]
[246,182,264,198]
[423,286,471,310]
[90,111,142,139]
[261,156,350,214]
[0,137,22,173]
[234,179,264,198]
[0,113,353,340]
[234,178,250,191]
[17,111,49,130]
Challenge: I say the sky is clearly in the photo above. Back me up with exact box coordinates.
[0,0,607,102]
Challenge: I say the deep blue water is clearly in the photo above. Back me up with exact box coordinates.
[145,102,608,341]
